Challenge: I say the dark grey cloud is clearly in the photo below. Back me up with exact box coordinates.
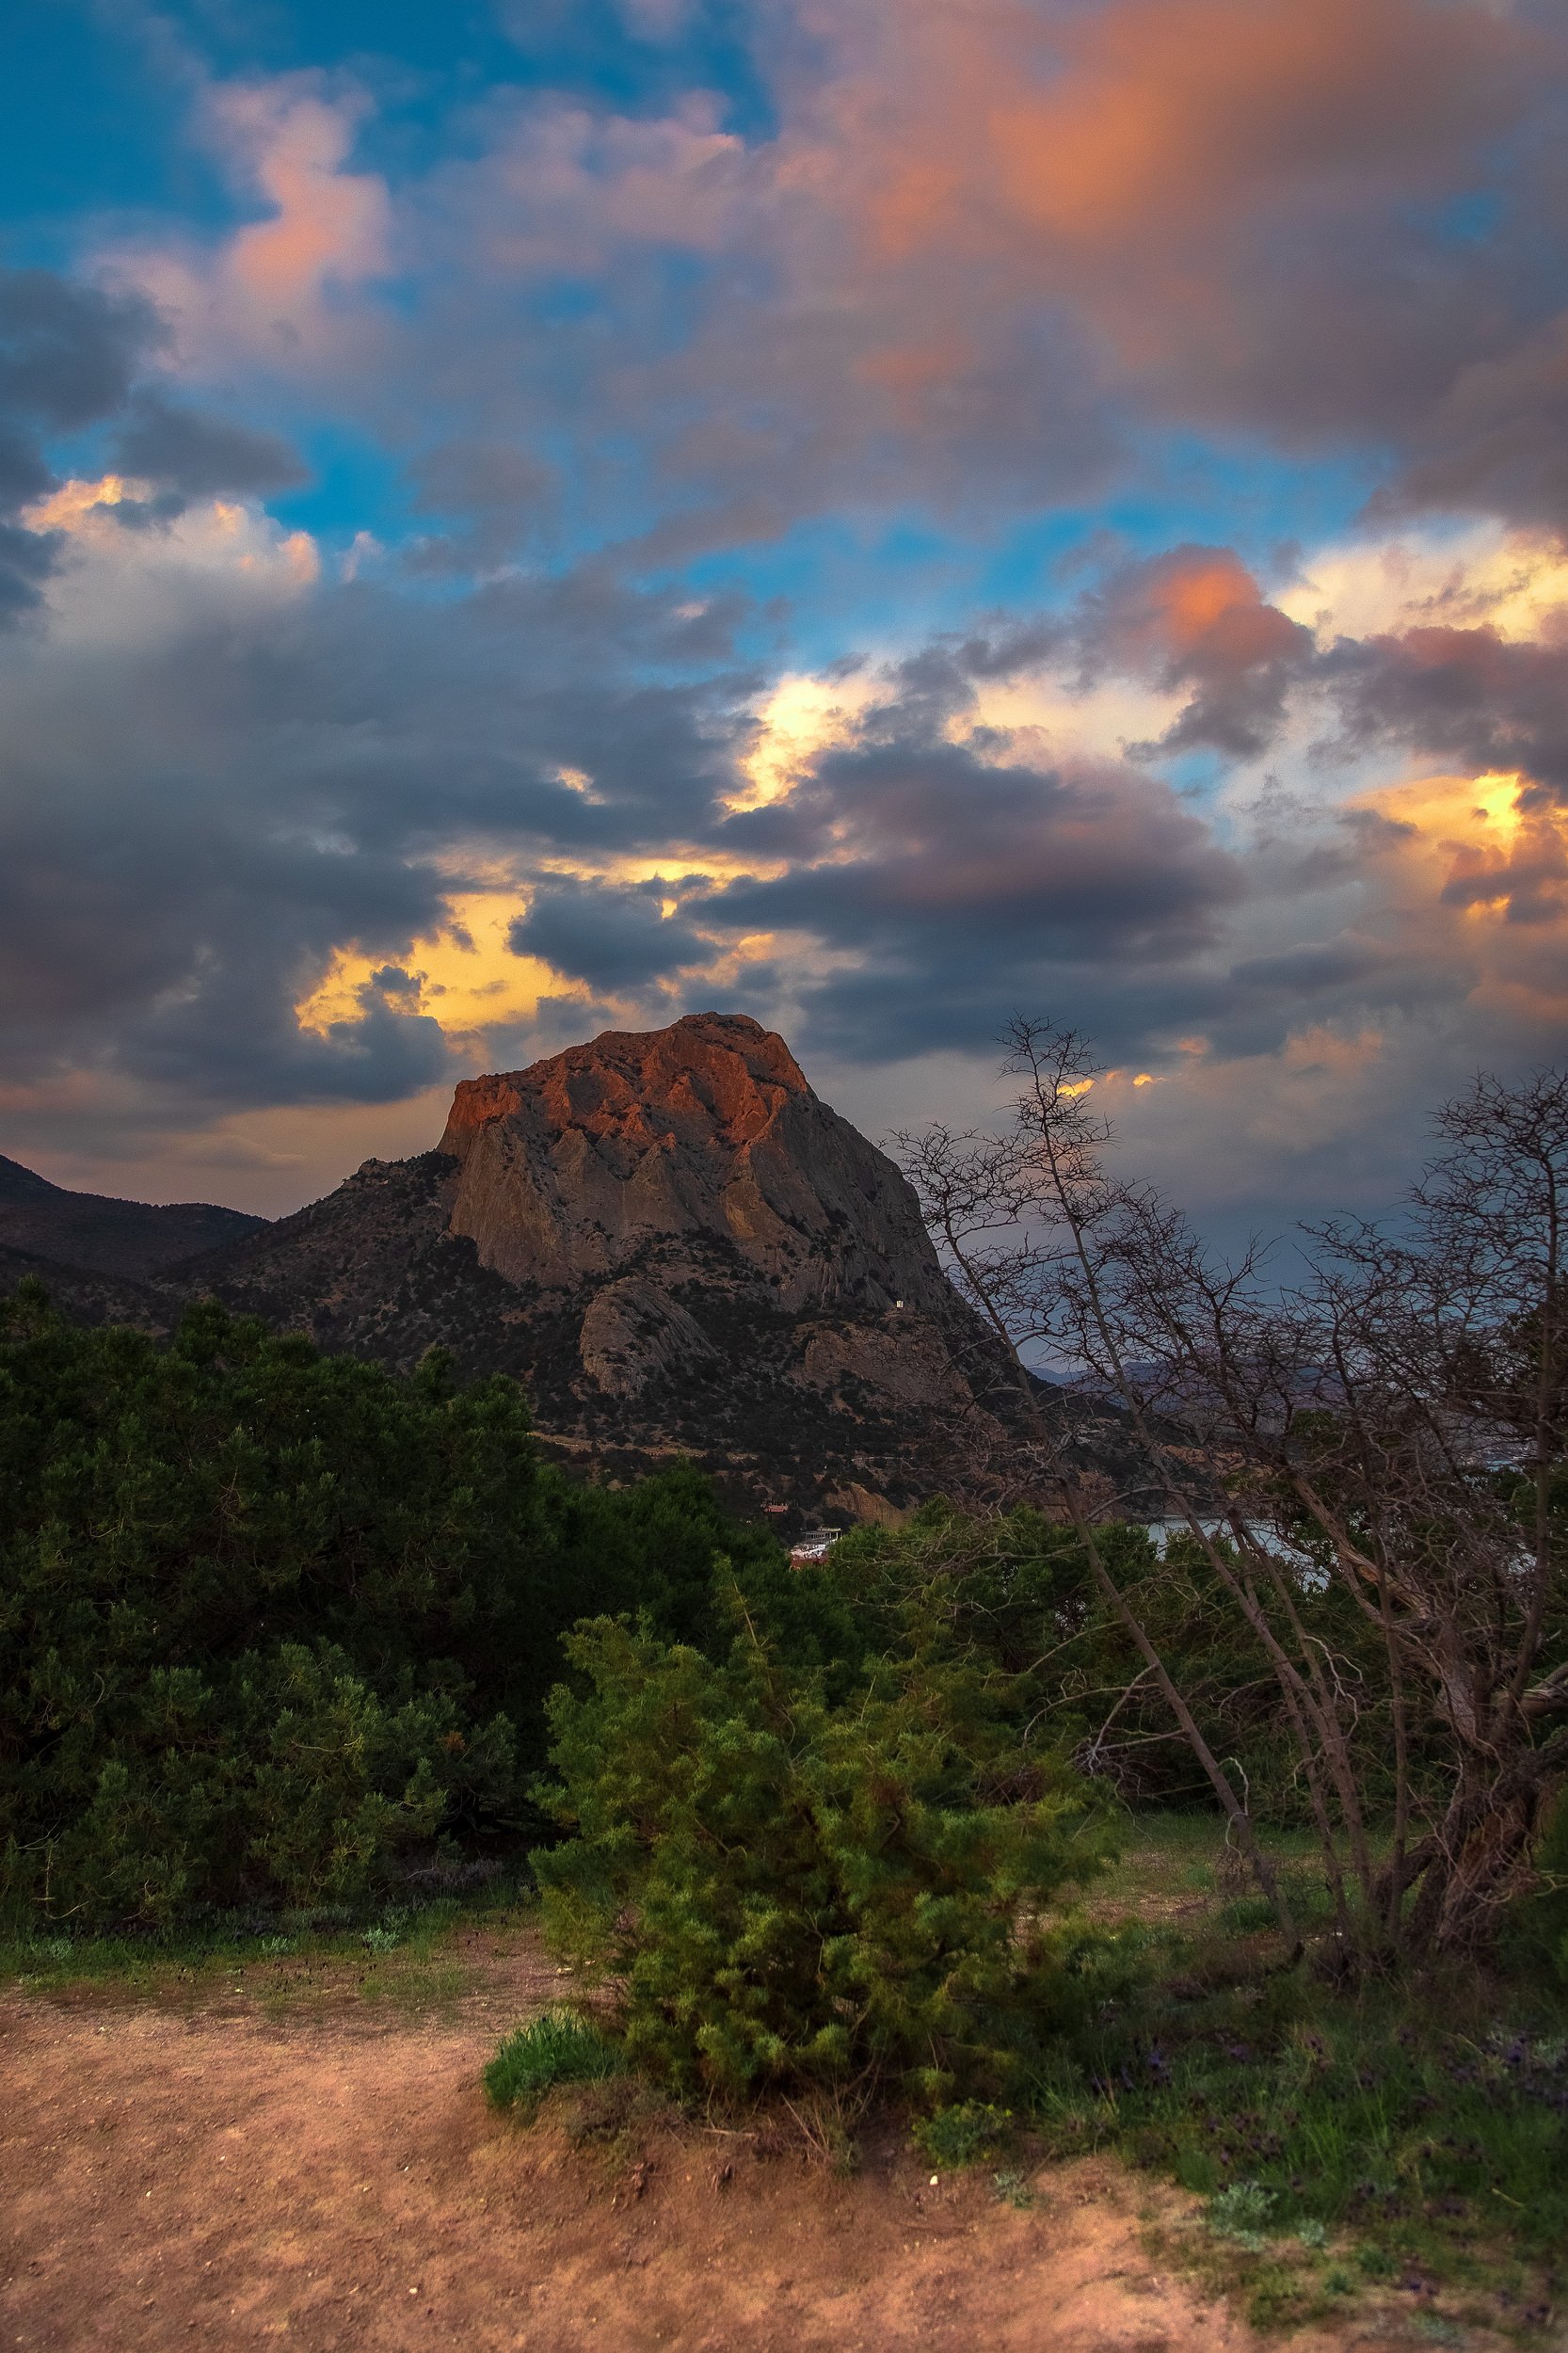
[1372,316,1568,533]
[0,269,156,428]
[0,552,758,1121]
[0,271,309,605]
[508,874,712,988]
[110,392,307,501]
[713,738,1238,952]
[659,723,1247,1065]
[1228,940,1385,996]
[0,268,160,616]
[1324,624,1568,801]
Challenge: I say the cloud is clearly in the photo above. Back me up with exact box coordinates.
[1371,315,1568,532]
[61,0,1567,573]
[5,488,1568,1233]
[426,0,1565,539]
[0,501,760,1152]
[0,268,161,616]
[795,0,1558,474]
[1079,545,1315,757]
[109,392,306,501]
[507,874,715,989]
[114,77,392,378]
[1325,623,1568,800]
[8,0,1568,1227]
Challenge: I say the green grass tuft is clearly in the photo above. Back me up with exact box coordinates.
[484,2009,625,2114]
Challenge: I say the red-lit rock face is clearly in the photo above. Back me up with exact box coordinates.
[436,1011,954,1317]
[440,1012,809,1159]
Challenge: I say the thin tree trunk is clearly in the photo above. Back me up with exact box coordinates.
[1064,1493,1301,1954]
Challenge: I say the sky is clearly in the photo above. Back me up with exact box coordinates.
[2,0,1568,1239]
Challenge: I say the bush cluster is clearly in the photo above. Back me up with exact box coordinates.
[0,1285,825,1929]
[531,1594,1112,2106]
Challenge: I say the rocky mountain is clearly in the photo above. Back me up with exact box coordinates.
[4,1015,1122,1516]
[176,1014,1024,1513]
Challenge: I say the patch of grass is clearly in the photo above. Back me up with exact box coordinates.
[485,2009,625,2115]
[0,1881,533,2010]
[1081,1811,1323,1930]
[1029,1818,1568,2330]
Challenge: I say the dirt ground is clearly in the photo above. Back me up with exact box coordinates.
[0,1931,1474,2353]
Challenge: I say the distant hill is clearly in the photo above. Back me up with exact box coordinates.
[0,1238,171,1330]
[0,1154,264,1281]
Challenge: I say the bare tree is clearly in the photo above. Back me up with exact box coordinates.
[896,1020,1568,1963]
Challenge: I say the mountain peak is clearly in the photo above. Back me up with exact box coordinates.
[437,1012,929,1310]
[0,1154,66,1205]
[0,1155,264,1280]
[439,1011,812,1165]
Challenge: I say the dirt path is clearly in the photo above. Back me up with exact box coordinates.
[0,1942,1413,2352]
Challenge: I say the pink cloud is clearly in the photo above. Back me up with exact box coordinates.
[109,77,391,378]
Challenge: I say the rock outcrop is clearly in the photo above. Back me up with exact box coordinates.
[435,1016,961,1321]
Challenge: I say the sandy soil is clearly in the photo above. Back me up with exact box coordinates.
[0,1936,1446,2353]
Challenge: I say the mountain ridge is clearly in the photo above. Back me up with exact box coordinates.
[0,1153,265,1282]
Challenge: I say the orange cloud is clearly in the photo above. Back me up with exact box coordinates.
[985,0,1511,248]
[843,0,1528,267]
[1096,546,1304,675]
[782,0,1545,450]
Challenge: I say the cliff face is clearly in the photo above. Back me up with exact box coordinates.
[184,1013,1005,1510]
[438,1013,959,1317]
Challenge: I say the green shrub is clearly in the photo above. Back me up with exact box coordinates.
[531,1595,1111,2105]
[1207,2178,1275,2249]
[914,2101,1013,2169]
[485,2009,625,2113]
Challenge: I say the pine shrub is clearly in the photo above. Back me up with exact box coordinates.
[0,1285,841,1929]
[531,1592,1111,2106]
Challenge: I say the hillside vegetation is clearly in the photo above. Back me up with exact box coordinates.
[0,1282,819,1930]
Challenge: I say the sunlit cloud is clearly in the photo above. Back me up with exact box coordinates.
[730,669,876,809]
[19,476,318,643]
[1277,524,1568,648]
